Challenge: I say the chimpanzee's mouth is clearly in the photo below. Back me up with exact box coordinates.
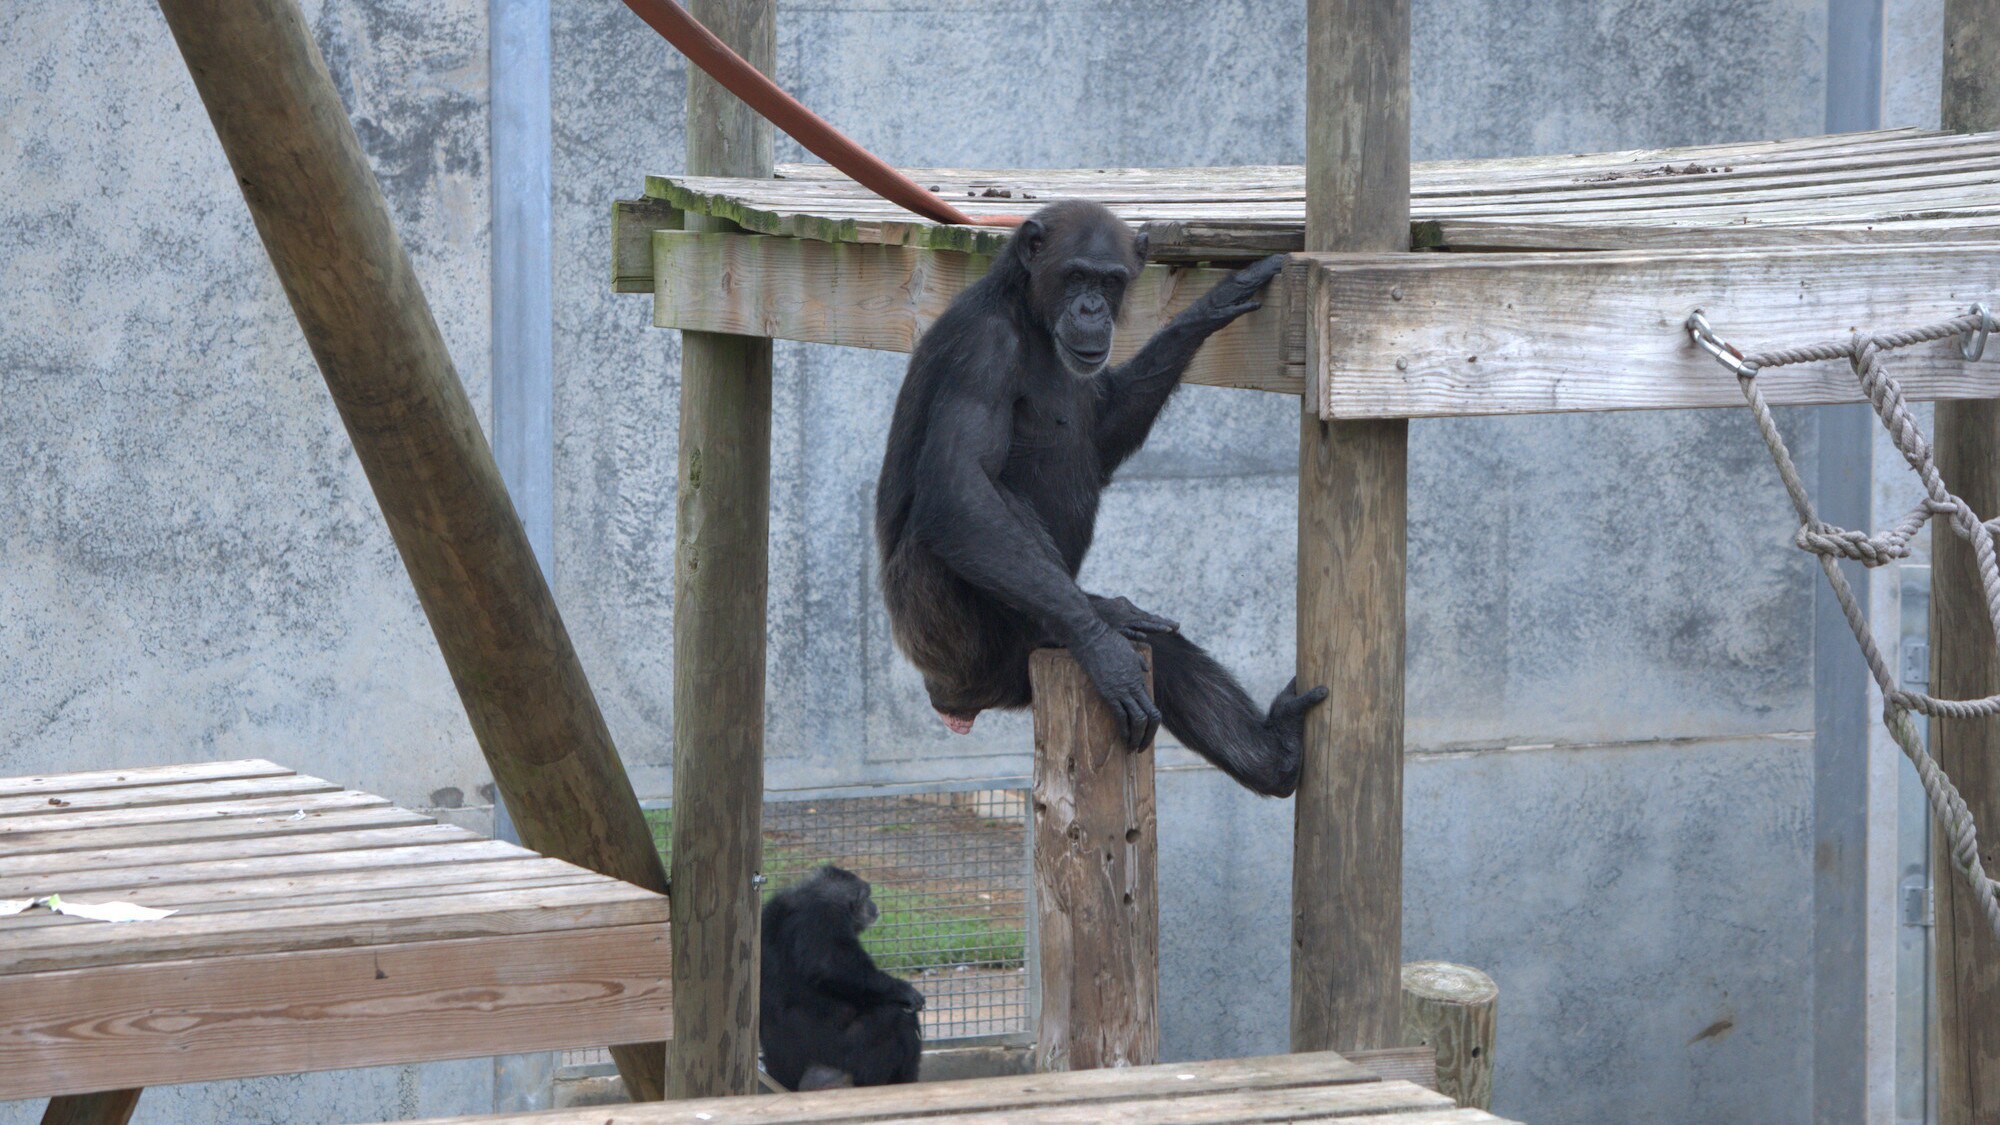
[935,709,977,735]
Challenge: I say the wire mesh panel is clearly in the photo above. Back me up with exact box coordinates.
[559,785,1031,1076]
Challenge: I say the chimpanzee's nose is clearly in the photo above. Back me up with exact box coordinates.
[1081,293,1107,317]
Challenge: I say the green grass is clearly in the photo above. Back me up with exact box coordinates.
[645,808,1026,972]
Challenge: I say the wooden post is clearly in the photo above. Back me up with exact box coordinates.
[154,0,668,1102]
[1292,0,1411,1055]
[1400,962,1497,1110]
[40,1090,139,1125]
[669,0,775,1101]
[1935,5,2000,1122]
[1031,648,1160,1072]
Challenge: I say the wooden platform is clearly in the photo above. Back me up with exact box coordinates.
[0,759,669,1101]
[406,1049,1518,1124]
[619,128,2000,420]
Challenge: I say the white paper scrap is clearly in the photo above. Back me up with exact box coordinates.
[287,809,307,821]
[0,895,175,923]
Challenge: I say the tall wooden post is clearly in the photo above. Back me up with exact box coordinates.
[1030,649,1160,1073]
[669,0,775,1101]
[1935,6,2000,1123]
[1292,0,1411,1055]
[153,0,667,1103]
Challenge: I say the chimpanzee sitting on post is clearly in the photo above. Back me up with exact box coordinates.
[875,200,1327,796]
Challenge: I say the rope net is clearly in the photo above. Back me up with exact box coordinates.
[1688,307,2000,941]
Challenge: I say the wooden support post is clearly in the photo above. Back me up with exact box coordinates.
[1400,962,1497,1110]
[1936,5,2000,1122]
[40,1091,139,1125]
[1292,0,1411,1055]
[1030,648,1160,1073]
[154,0,668,1101]
[669,0,775,1101]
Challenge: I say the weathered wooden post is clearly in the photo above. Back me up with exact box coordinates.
[1031,648,1160,1072]
[1400,961,1498,1109]
[669,0,776,1101]
[153,0,668,1109]
[1292,0,1412,1054]
[1936,7,2000,1121]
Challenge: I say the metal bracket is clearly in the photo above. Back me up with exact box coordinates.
[1900,876,1934,928]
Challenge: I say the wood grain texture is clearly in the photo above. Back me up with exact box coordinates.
[0,760,290,800]
[668,0,775,1103]
[0,927,669,1100]
[2,804,435,857]
[396,1050,1499,1124]
[1030,649,1159,1073]
[1935,11,2000,1124]
[651,233,1307,394]
[1293,0,1410,1059]
[614,198,683,293]
[1347,1045,1438,1091]
[154,9,669,1106]
[1306,244,2000,419]
[1399,963,1497,1110]
[38,1091,139,1125]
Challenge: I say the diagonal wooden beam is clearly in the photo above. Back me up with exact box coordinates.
[154,0,667,1100]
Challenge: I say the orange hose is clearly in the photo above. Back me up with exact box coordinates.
[620,0,1021,229]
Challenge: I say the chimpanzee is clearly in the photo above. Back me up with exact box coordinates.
[874,200,1327,797]
[759,866,924,1091]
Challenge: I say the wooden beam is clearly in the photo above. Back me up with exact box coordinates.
[1934,8,2000,1123]
[39,1092,138,1125]
[1305,243,2000,419]
[647,232,1308,394]
[1030,649,1159,1072]
[153,0,668,1100]
[1400,962,1497,1110]
[668,0,775,1101]
[1292,0,1410,1057]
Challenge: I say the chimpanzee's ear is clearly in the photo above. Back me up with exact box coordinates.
[1013,218,1045,268]
[1131,228,1150,265]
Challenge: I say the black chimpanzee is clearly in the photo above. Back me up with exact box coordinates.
[875,200,1327,797]
[759,866,924,1091]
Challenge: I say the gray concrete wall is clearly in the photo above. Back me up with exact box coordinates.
[0,1,1953,1122]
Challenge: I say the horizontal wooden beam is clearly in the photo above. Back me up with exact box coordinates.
[1,927,668,1100]
[1307,243,2000,419]
[650,231,1307,394]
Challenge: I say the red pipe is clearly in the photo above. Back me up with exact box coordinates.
[620,0,1021,229]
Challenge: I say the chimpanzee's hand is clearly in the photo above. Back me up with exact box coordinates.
[1186,253,1290,330]
[1072,627,1161,751]
[1089,594,1179,642]
[897,981,927,1013]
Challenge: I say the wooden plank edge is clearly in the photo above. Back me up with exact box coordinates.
[613,197,683,293]
[0,760,292,801]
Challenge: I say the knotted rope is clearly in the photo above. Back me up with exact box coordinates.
[1689,307,2000,941]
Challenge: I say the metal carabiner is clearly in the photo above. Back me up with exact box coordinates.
[1960,302,1993,361]
[1687,310,1757,378]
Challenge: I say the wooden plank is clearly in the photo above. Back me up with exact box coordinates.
[0,856,595,925]
[38,1091,140,1125]
[1426,216,2000,251]
[1400,963,1497,1110]
[613,197,683,293]
[1306,243,2000,419]
[0,790,393,839]
[0,822,482,879]
[155,6,671,1109]
[0,926,668,1100]
[0,880,667,974]
[405,1051,1387,1124]
[652,232,1307,394]
[1293,0,1409,1059]
[668,0,774,1102]
[0,760,290,800]
[1030,649,1159,1072]
[0,837,520,894]
[0,804,434,857]
[0,775,340,819]
[866,1080,1452,1124]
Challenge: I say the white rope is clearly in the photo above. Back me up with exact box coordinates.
[1690,308,2000,942]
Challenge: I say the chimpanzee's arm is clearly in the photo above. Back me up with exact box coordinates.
[1093,254,1289,473]
[811,938,923,1011]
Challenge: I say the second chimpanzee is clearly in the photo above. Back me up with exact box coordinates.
[759,866,924,1091]
[875,199,1327,797]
